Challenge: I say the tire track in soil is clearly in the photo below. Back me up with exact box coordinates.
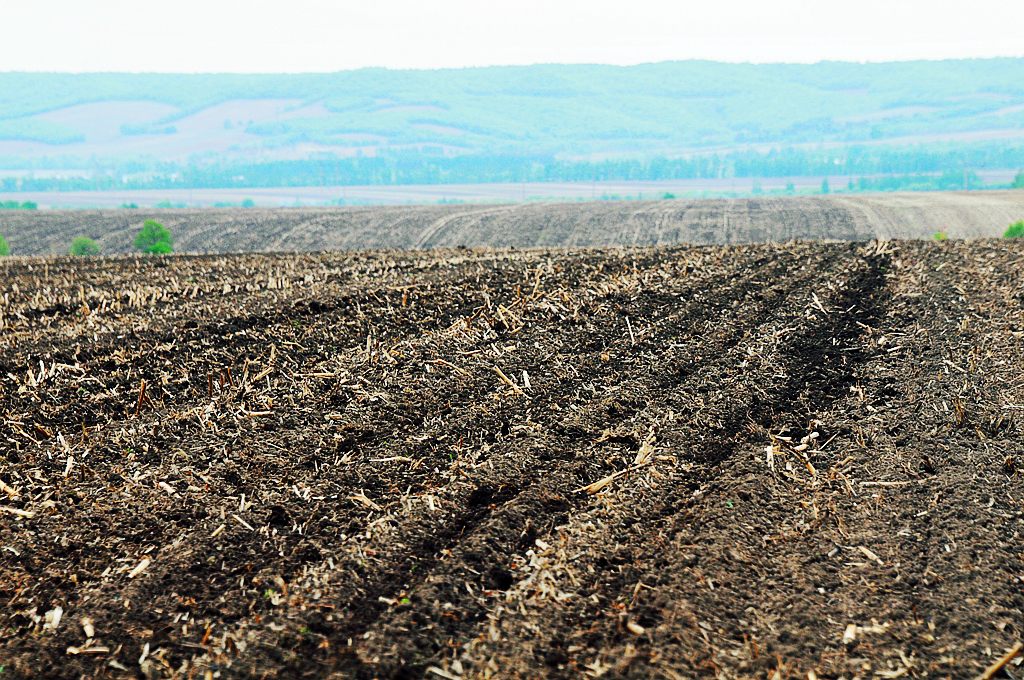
[454,242,1021,680]
[178,244,847,675]
[412,206,521,249]
[739,242,1024,679]
[432,243,895,678]
[220,244,860,675]
[799,242,1024,679]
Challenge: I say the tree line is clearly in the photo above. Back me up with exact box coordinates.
[2,144,1023,193]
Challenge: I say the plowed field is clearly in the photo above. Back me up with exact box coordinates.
[3,191,1024,256]
[2,241,1023,678]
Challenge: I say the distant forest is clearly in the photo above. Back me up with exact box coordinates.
[0,60,1023,191]
[2,143,1022,194]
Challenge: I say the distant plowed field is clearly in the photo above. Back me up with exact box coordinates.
[1,241,1023,678]
[3,191,1024,255]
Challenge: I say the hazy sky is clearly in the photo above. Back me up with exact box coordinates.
[3,0,1023,72]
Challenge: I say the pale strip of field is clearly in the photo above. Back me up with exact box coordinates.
[2,191,1023,256]
[1,171,1018,209]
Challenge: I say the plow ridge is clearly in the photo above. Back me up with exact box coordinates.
[1,242,1022,679]
[3,192,1024,255]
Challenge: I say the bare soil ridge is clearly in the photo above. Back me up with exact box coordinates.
[3,191,1024,256]
[1,240,1022,678]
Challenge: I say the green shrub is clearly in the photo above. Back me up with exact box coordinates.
[1005,221,1024,238]
[69,236,101,256]
[0,201,36,210]
[241,198,256,208]
[134,219,173,254]
[0,234,9,256]
[933,231,948,241]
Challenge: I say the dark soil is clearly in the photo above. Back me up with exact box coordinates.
[1,241,1022,679]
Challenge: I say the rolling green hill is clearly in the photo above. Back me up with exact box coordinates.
[0,60,1023,190]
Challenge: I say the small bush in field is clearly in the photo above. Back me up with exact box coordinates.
[70,237,101,256]
[135,220,174,254]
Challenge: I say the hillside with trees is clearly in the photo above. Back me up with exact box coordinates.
[0,60,1023,191]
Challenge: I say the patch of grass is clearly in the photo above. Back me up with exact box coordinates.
[1004,221,1024,238]
[0,234,9,256]
[933,231,948,241]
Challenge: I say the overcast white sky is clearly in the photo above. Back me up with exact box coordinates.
[2,0,1022,72]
